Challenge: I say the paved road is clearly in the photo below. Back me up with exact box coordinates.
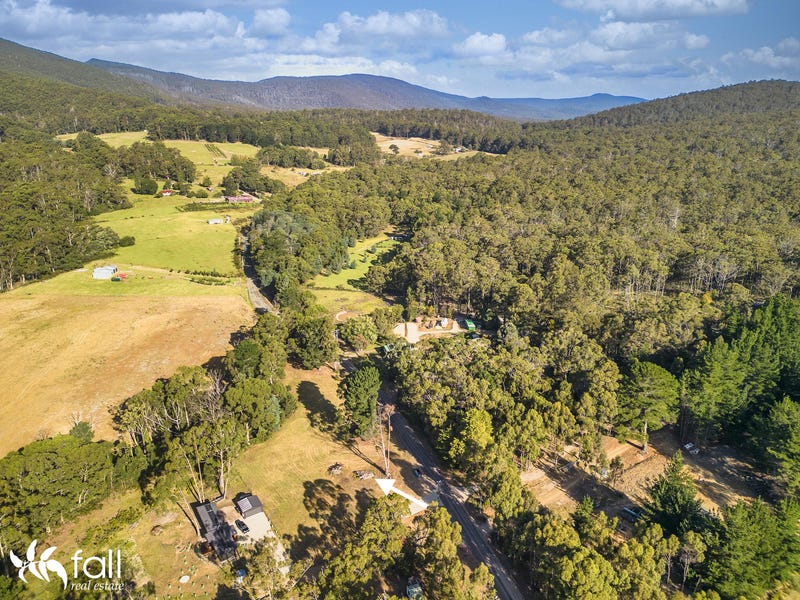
[389,405,529,600]
[241,235,276,313]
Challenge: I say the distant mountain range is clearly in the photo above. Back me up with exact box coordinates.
[0,37,644,121]
[86,58,645,121]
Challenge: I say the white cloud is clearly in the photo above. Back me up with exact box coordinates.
[721,37,800,74]
[0,0,244,42]
[454,32,508,57]
[377,60,418,79]
[148,9,241,35]
[251,8,290,37]
[591,21,671,49]
[522,27,578,46]
[684,32,709,49]
[337,9,448,38]
[298,22,341,54]
[778,37,800,55]
[556,0,749,21]
[295,9,449,57]
[738,46,800,69]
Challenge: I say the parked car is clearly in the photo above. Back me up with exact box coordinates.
[235,519,250,534]
[683,442,700,455]
[620,506,643,522]
[413,467,423,477]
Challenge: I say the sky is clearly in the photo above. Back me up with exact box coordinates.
[1,0,798,99]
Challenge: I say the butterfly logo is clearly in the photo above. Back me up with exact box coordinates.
[9,540,69,590]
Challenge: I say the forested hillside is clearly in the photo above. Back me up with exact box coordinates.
[244,87,800,597]
[572,79,800,126]
[0,37,167,101]
[0,134,128,290]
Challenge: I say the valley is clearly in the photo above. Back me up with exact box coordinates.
[0,31,799,600]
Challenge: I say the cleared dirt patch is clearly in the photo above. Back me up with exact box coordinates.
[526,428,761,519]
[372,132,486,161]
[0,294,254,456]
[373,133,439,157]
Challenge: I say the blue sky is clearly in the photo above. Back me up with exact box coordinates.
[1,0,798,99]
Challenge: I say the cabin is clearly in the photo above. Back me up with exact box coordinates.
[160,189,174,196]
[234,493,264,520]
[92,265,118,280]
[194,501,237,561]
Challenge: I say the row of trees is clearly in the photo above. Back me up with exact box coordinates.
[222,156,286,196]
[257,145,326,169]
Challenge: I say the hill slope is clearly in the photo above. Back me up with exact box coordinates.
[87,58,644,120]
[0,38,171,102]
[570,79,800,126]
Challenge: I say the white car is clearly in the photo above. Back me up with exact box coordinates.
[683,442,700,455]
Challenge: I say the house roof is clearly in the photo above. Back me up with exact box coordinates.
[235,494,264,516]
[194,502,237,561]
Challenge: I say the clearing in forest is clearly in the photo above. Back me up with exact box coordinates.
[525,428,761,521]
[306,233,398,315]
[372,132,483,160]
[231,366,420,561]
[96,194,256,276]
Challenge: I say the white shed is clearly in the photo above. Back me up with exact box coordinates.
[92,265,118,279]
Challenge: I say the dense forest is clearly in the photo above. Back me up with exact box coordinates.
[0,134,128,290]
[243,84,800,598]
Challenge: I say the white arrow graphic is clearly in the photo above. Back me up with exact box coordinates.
[376,479,429,513]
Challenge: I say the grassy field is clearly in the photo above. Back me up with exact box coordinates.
[57,132,261,188]
[0,183,257,455]
[372,132,484,161]
[0,292,253,455]
[305,233,397,315]
[96,194,254,275]
[41,490,221,599]
[231,366,419,561]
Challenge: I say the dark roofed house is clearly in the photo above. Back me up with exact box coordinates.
[194,501,237,561]
[234,493,264,519]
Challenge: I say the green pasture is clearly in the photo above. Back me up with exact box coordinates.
[309,233,398,291]
[95,194,256,275]
[305,233,397,314]
[6,264,248,298]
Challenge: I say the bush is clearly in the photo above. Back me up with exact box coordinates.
[119,236,136,247]
[132,175,158,195]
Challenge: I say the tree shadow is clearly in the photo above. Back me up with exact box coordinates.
[285,478,356,563]
[297,381,337,432]
[214,583,244,599]
[539,455,638,518]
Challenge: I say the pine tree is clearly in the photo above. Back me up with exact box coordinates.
[619,360,679,451]
[644,452,701,536]
[339,365,381,438]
